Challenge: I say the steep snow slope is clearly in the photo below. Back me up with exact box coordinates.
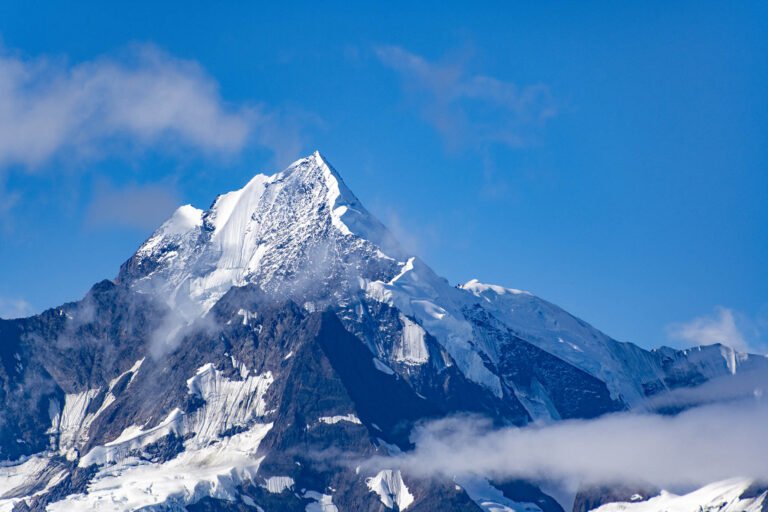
[460,280,667,405]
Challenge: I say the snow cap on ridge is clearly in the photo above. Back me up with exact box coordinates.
[461,279,532,297]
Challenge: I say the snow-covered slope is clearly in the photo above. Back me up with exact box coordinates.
[593,479,767,512]
[2,151,766,511]
[459,280,668,406]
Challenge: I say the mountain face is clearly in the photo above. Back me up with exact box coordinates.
[0,152,766,512]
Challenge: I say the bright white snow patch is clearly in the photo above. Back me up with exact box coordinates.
[594,479,766,512]
[237,308,257,326]
[263,476,295,494]
[462,279,532,297]
[366,469,414,510]
[393,315,429,365]
[48,389,101,455]
[136,204,203,256]
[79,408,184,467]
[317,414,362,426]
[162,205,203,236]
[185,363,273,445]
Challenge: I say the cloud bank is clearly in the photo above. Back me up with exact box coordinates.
[369,398,768,491]
[0,44,308,170]
[0,45,248,168]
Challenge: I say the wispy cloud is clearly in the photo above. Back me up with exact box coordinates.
[644,369,768,412]
[375,45,557,152]
[0,44,309,170]
[85,180,181,231]
[369,399,768,491]
[0,175,20,226]
[0,296,34,319]
[667,306,751,352]
[377,208,439,261]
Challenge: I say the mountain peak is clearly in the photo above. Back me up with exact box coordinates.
[118,154,669,405]
[278,150,342,186]
[121,152,406,318]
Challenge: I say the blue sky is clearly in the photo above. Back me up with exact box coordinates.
[0,1,765,351]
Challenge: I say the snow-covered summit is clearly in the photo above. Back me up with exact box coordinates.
[119,152,765,411]
[121,151,407,317]
[121,152,512,395]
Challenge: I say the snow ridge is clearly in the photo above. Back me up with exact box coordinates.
[594,479,766,512]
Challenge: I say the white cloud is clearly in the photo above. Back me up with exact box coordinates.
[375,45,556,151]
[667,307,749,352]
[369,398,768,491]
[0,296,33,319]
[85,180,180,231]
[0,44,307,169]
